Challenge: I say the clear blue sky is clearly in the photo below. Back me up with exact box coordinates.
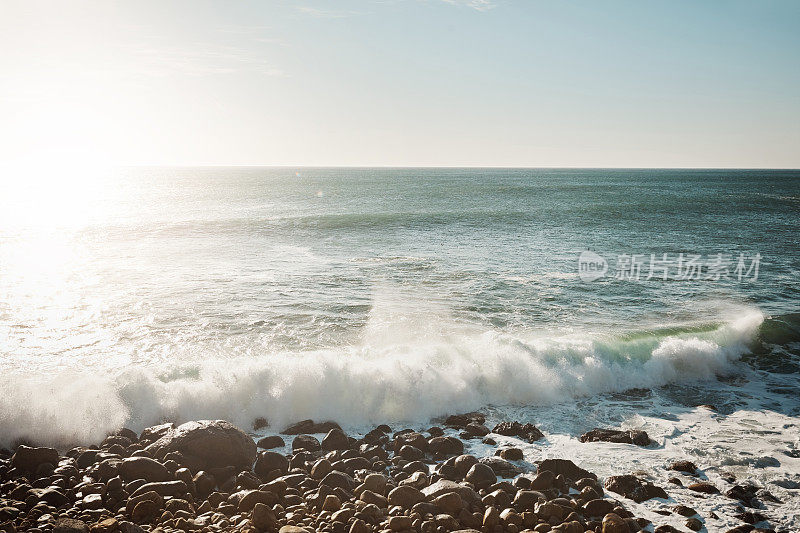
[1,0,799,167]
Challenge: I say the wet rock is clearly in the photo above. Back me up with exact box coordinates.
[492,421,544,442]
[292,434,321,452]
[669,460,698,474]
[465,463,496,489]
[583,498,615,517]
[143,420,256,470]
[726,484,760,507]
[538,458,597,481]
[388,485,424,508]
[53,518,90,533]
[674,504,697,517]
[31,487,69,506]
[604,475,668,503]
[580,428,652,446]
[251,502,276,530]
[428,436,464,456]
[11,445,59,473]
[444,412,486,429]
[688,481,719,494]
[499,448,523,461]
[422,479,480,503]
[479,456,521,477]
[281,419,341,435]
[686,517,703,531]
[118,457,169,482]
[601,512,629,533]
[139,423,174,445]
[254,451,289,477]
[321,428,350,451]
[256,435,285,449]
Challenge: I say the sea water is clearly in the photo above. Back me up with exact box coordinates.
[1,167,798,528]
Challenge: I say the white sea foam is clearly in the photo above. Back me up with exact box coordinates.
[0,290,764,448]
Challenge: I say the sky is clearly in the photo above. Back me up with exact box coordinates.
[1,0,799,168]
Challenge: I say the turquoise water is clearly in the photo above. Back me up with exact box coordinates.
[0,167,798,440]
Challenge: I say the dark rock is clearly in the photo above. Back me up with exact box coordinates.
[579,428,652,446]
[538,458,596,481]
[464,463,496,489]
[254,451,289,477]
[605,475,668,503]
[428,436,464,456]
[31,487,70,506]
[118,457,169,482]
[492,421,544,442]
[674,504,697,516]
[688,481,719,494]
[499,448,523,461]
[11,445,59,473]
[292,434,321,452]
[321,428,350,451]
[479,456,521,477]
[583,498,614,517]
[143,420,256,470]
[321,471,354,491]
[281,419,341,435]
[53,518,89,533]
[139,423,174,445]
[256,435,285,449]
[669,460,698,474]
[444,413,486,429]
[252,501,276,530]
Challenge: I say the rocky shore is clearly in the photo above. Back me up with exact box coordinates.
[0,415,782,533]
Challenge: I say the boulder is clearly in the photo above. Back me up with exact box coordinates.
[579,428,652,446]
[256,435,285,449]
[292,435,321,452]
[492,421,544,442]
[465,463,496,489]
[388,485,424,508]
[688,481,719,494]
[321,428,350,451]
[669,460,697,474]
[428,436,464,456]
[605,475,668,503]
[53,518,89,533]
[143,420,256,470]
[538,458,597,481]
[422,480,480,503]
[11,445,59,473]
[254,451,289,477]
[281,419,341,435]
[479,456,521,477]
[118,457,169,482]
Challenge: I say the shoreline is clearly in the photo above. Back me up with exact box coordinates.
[0,416,784,533]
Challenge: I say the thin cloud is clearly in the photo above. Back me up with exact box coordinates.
[297,6,362,18]
[441,0,496,12]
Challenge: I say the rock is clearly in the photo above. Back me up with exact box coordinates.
[143,420,256,470]
[388,515,413,531]
[433,491,463,514]
[388,485,424,508]
[256,435,285,449]
[688,481,719,494]
[281,419,341,434]
[91,518,119,533]
[601,513,629,533]
[254,451,289,477]
[131,499,160,523]
[444,413,486,429]
[580,428,652,446]
[538,458,597,481]
[674,504,697,516]
[322,494,342,512]
[321,428,350,451]
[604,475,668,503]
[53,518,90,533]
[463,422,490,437]
[528,470,555,490]
[686,518,703,531]
[422,479,480,503]
[583,498,615,517]
[479,456,521,477]
[360,489,387,507]
[454,454,478,476]
[536,501,564,521]
[363,473,387,493]
[492,421,544,442]
[428,436,464,456]
[399,445,425,461]
[500,448,524,461]
[292,434,321,452]
[311,458,332,479]
[238,490,278,512]
[279,526,309,533]
[130,480,187,498]
[251,502,276,530]
[465,463,496,489]
[82,493,103,509]
[669,460,698,474]
[321,471,354,491]
[118,457,169,482]
[31,487,69,506]
[483,506,500,528]
[349,518,370,533]
[11,445,59,473]
[193,470,215,496]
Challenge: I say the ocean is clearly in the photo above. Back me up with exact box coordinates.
[1,167,799,528]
